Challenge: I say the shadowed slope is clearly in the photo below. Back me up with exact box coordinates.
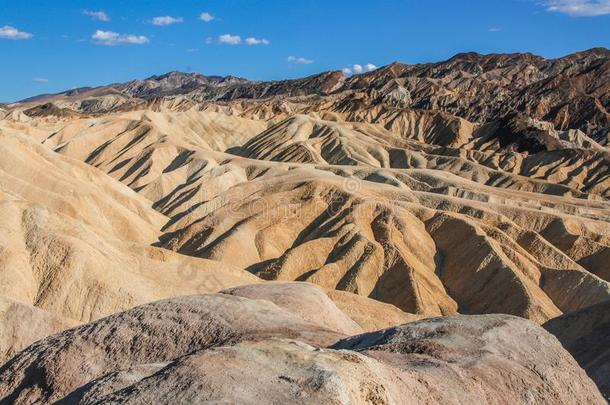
[544,300,610,399]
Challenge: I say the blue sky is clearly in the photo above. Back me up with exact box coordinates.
[1,0,609,102]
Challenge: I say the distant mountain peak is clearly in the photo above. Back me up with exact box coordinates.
[16,47,610,105]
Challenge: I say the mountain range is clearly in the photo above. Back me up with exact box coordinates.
[0,48,609,403]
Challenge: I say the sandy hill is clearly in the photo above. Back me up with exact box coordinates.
[0,128,414,365]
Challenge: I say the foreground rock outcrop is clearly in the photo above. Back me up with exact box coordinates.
[0,283,603,404]
[0,288,345,404]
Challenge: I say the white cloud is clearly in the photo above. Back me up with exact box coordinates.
[33,78,49,83]
[199,12,215,22]
[151,16,183,26]
[0,25,32,40]
[543,0,610,16]
[218,34,242,45]
[210,34,270,46]
[92,30,149,46]
[488,27,502,32]
[83,10,110,22]
[288,56,313,65]
[342,63,377,76]
[364,63,377,71]
[245,37,270,45]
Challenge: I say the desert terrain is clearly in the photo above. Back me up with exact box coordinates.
[0,49,608,403]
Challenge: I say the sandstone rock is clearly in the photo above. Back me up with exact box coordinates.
[0,293,346,403]
[1,303,602,404]
[325,289,426,332]
[221,282,363,335]
[333,314,605,404]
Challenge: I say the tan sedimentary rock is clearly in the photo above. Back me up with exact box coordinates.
[0,286,603,404]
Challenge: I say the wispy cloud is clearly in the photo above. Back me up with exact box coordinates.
[0,25,32,40]
[245,37,270,45]
[199,12,215,22]
[209,34,270,45]
[488,27,502,32]
[83,10,110,22]
[288,56,313,65]
[33,78,49,83]
[92,30,149,46]
[342,63,377,75]
[151,16,183,26]
[542,0,610,16]
[218,34,242,45]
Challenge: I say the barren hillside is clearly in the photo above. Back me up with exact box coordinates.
[0,49,608,403]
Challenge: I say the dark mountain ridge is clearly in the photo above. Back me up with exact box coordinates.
[15,48,610,144]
